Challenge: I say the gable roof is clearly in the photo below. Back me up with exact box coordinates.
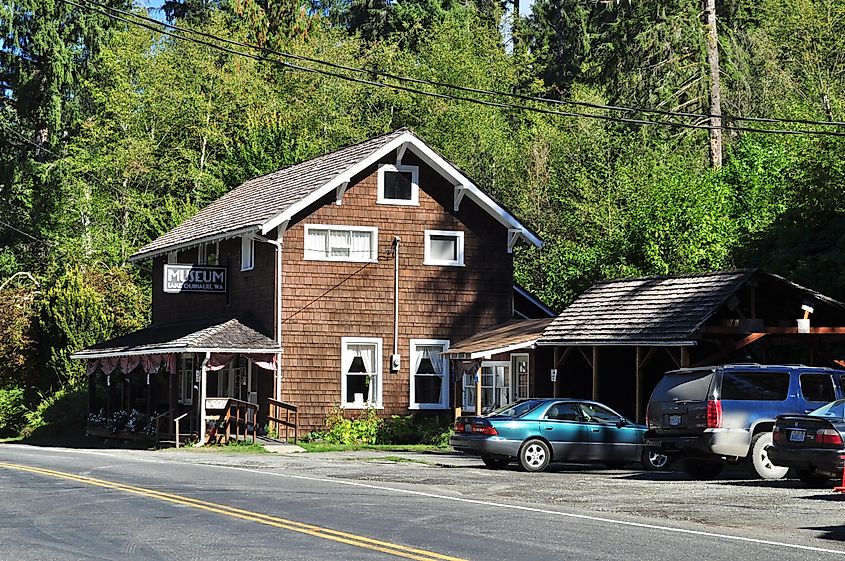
[70,318,278,359]
[538,269,845,347]
[130,128,541,261]
[539,270,753,346]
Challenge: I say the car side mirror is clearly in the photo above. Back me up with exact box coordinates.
[616,418,628,428]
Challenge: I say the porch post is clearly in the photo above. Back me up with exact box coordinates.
[196,352,211,446]
[475,363,482,415]
[592,346,600,401]
[635,347,643,423]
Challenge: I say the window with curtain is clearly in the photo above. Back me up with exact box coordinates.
[305,225,378,262]
[341,337,382,408]
[410,340,450,409]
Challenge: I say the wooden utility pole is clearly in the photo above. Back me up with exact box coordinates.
[703,0,723,168]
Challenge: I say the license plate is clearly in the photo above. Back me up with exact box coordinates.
[668,414,682,426]
[789,430,805,443]
[465,425,474,433]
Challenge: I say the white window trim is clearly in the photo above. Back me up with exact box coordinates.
[463,360,510,413]
[198,240,219,265]
[304,224,379,263]
[409,339,450,410]
[240,235,255,271]
[178,355,194,405]
[167,252,177,264]
[424,229,465,267]
[511,353,530,401]
[341,336,383,409]
[377,163,419,206]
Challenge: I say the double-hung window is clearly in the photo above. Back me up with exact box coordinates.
[377,164,419,205]
[410,340,450,409]
[424,230,464,266]
[198,241,219,265]
[304,225,378,262]
[341,337,383,408]
[241,235,255,271]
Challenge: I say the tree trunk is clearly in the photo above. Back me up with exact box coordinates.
[703,0,722,169]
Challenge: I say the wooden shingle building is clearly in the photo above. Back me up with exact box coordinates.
[74,129,547,443]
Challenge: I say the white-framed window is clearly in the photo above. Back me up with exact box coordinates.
[341,337,383,409]
[178,354,194,405]
[198,240,219,265]
[463,361,510,414]
[410,339,450,410]
[377,164,419,205]
[167,251,177,264]
[304,224,378,262]
[512,353,530,401]
[241,235,255,271]
[424,230,464,266]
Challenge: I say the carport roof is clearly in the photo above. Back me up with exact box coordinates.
[71,318,279,359]
[537,269,845,347]
[442,319,554,359]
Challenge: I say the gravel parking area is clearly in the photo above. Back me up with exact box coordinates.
[128,448,845,548]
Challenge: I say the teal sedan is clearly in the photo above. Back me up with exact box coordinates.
[450,398,669,472]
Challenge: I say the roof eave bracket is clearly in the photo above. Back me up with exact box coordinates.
[396,143,408,166]
[507,229,522,254]
[335,180,349,205]
[454,184,467,212]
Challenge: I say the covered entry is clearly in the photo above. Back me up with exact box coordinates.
[73,317,280,445]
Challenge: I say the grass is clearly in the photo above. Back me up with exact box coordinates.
[297,442,447,453]
[0,436,24,444]
[163,440,268,454]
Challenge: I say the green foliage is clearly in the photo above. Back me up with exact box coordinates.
[0,386,28,437]
[378,414,453,447]
[309,405,383,445]
[21,386,88,438]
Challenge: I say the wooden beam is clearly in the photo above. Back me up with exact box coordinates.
[637,347,657,370]
[667,348,681,369]
[703,326,845,335]
[578,347,593,368]
[635,347,643,423]
[680,347,691,368]
[592,347,599,401]
[555,347,572,369]
[692,332,767,367]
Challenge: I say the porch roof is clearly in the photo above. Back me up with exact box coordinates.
[71,318,279,359]
[442,319,554,359]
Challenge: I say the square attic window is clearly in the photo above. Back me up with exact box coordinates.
[378,164,419,205]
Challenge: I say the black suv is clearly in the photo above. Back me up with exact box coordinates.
[645,364,844,479]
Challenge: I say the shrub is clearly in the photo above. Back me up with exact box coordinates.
[378,414,453,446]
[21,386,88,438]
[312,406,383,445]
[0,386,27,437]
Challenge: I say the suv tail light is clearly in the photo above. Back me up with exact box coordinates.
[772,427,783,443]
[454,420,465,432]
[816,428,843,446]
[706,400,722,429]
[473,425,499,436]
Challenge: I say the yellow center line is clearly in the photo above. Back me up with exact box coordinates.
[0,461,468,561]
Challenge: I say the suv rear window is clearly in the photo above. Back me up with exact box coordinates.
[800,373,835,402]
[720,371,789,401]
[651,370,714,401]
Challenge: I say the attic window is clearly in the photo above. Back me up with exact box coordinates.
[377,164,418,206]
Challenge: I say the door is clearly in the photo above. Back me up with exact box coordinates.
[511,354,530,401]
[579,402,641,462]
[539,401,588,461]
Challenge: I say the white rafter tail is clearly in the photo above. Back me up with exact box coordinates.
[335,180,349,205]
[507,229,522,254]
[453,184,467,212]
[396,143,407,166]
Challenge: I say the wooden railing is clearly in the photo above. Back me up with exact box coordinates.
[209,398,258,445]
[268,398,298,444]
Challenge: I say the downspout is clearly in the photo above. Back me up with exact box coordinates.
[393,237,400,361]
[196,351,211,447]
[255,229,285,402]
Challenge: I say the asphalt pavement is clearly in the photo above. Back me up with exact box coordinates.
[1,443,843,560]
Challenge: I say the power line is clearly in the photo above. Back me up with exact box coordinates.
[83,0,845,131]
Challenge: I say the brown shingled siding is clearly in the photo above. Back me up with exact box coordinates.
[281,154,513,431]
[152,238,275,337]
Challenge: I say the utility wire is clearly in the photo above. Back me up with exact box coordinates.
[83,0,845,130]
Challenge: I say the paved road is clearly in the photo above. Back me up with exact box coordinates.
[1,444,844,560]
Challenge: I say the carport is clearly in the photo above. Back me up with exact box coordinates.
[535,269,845,423]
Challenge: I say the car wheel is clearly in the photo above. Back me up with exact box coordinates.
[519,439,551,472]
[481,456,510,469]
[750,432,789,480]
[796,468,832,487]
[682,459,724,479]
[641,447,670,471]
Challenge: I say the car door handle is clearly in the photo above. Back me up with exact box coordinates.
[545,427,553,431]
[591,428,600,432]
[804,409,815,414]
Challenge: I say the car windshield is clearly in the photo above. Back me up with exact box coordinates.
[809,400,845,420]
[486,400,544,418]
